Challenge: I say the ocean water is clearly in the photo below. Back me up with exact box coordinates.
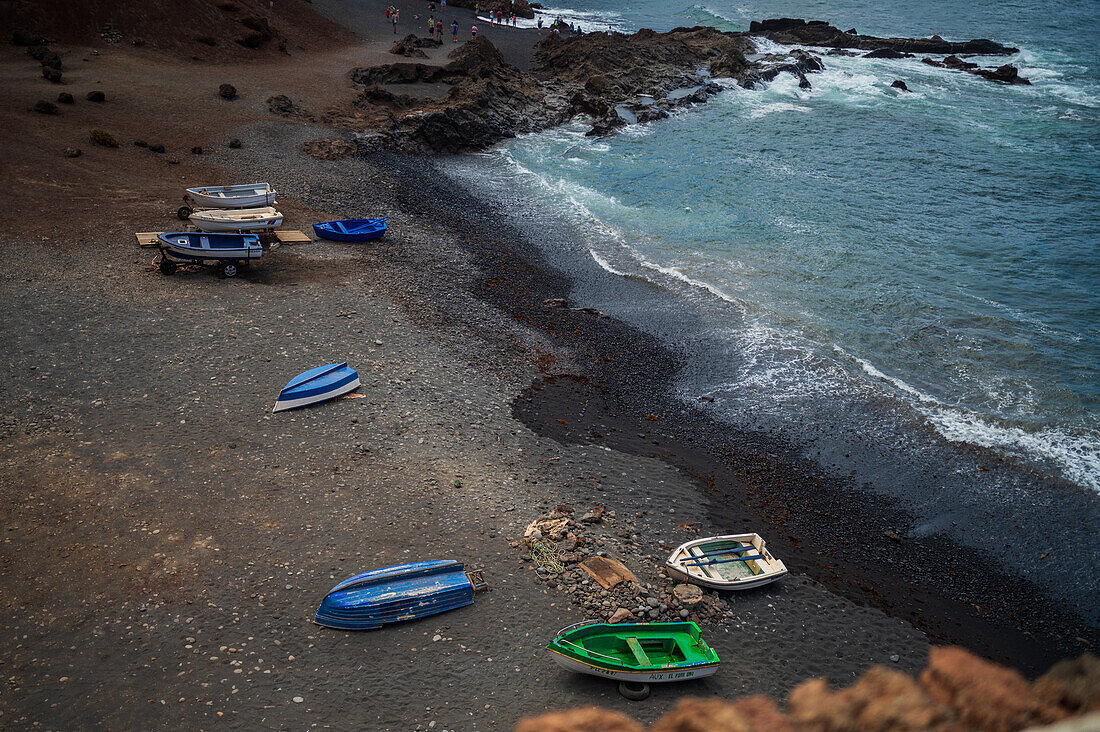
[442,1,1100,614]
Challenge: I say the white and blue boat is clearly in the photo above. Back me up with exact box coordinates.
[314,560,487,630]
[312,217,388,243]
[186,183,276,209]
[157,232,263,277]
[273,362,360,412]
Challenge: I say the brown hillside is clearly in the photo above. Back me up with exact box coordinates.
[1,0,353,58]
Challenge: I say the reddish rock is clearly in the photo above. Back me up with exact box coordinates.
[514,707,642,732]
[608,607,633,623]
[790,666,958,731]
[650,698,753,732]
[1035,654,1100,715]
[921,646,1068,731]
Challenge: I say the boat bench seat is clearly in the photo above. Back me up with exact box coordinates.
[624,637,651,666]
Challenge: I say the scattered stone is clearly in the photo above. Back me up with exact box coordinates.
[672,583,704,606]
[85,90,105,102]
[33,100,58,114]
[891,80,909,91]
[191,146,203,154]
[608,607,634,623]
[884,530,902,542]
[131,37,144,47]
[228,138,242,148]
[167,157,180,165]
[57,92,74,104]
[63,147,81,158]
[149,143,166,153]
[42,66,62,83]
[134,139,148,147]
[891,654,901,663]
[218,83,238,100]
[292,696,304,703]
[301,137,357,160]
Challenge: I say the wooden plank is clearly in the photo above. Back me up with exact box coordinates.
[578,557,638,590]
[136,232,164,248]
[624,637,651,667]
[275,230,312,244]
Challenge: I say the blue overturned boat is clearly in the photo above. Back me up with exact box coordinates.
[273,362,360,412]
[314,560,487,630]
[312,217,388,243]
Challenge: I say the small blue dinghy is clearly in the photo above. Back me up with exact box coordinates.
[273,362,360,412]
[315,560,487,630]
[312,217,388,242]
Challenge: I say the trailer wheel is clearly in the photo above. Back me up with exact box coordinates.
[618,681,650,701]
[222,263,239,278]
[159,258,177,275]
[177,206,192,221]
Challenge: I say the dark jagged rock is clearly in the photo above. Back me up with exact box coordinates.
[266,94,315,120]
[973,64,1030,84]
[33,100,58,114]
[149,144,166,153]
[57,92,74,104]
[133,139,148,147]
[12,29,46,46]
[749,17,1018,55]
[354,85,416,109]
[864,48,912,59]
[42,66,62,83]
[219,83,237,100]
[86,90,105,102]
[63,147,81,158]
[390,35,430,58]
[891,79,909,91]
[228,138,242,148]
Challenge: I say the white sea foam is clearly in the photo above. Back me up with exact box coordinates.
[847,351,1100,492]
[587,248,628,276]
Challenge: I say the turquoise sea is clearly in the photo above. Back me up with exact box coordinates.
[444,0,1099,616]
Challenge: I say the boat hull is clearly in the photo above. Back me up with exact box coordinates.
[548,649,719,683]
[273,362,360,412]
[313,218,387,243]
[315,560,476,630]
[189,207,283,232]
[665,533,787,591]
[157,232,263,263]
[187,184,276,209]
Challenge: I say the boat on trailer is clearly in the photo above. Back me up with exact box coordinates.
[273,363,360,412]
[547,620,720,683]
[189,206,284,232]
[185,183,276,210]
[156,232,262,277]
[315,560,487,630]
[665,533,787,591]
[312,218,388,242]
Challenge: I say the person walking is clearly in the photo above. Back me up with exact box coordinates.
[451,20,458,41]
[435,18,443,40]
[392,10,399,33]
[536,16,542,34]
[471,23,478,38]
[428,15,434,35]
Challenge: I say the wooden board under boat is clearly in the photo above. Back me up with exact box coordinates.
[665,533,787,591]
[547,620,720,683]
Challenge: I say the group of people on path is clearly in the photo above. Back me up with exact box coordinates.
[390,2,592,42]
[385,5,400,33]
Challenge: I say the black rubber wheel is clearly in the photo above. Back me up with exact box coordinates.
[618,681,650,701]
[222,263,239,278]
[176,205,192,221]
[158,257,177,275]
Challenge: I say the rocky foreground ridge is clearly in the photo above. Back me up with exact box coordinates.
[284,19,1025,154]
[515,647,1100,732]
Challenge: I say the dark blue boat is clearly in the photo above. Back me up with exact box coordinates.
[314,560,486,630]
[312,217,388,242]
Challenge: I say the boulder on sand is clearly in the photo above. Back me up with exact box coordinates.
[33,100,58,114]
[219,83,237,99]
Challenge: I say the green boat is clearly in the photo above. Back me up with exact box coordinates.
[547,620,720,683]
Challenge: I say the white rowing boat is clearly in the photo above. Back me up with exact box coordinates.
[665,533,787,591]
[189,206,284,232]
[186,183,276,209]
